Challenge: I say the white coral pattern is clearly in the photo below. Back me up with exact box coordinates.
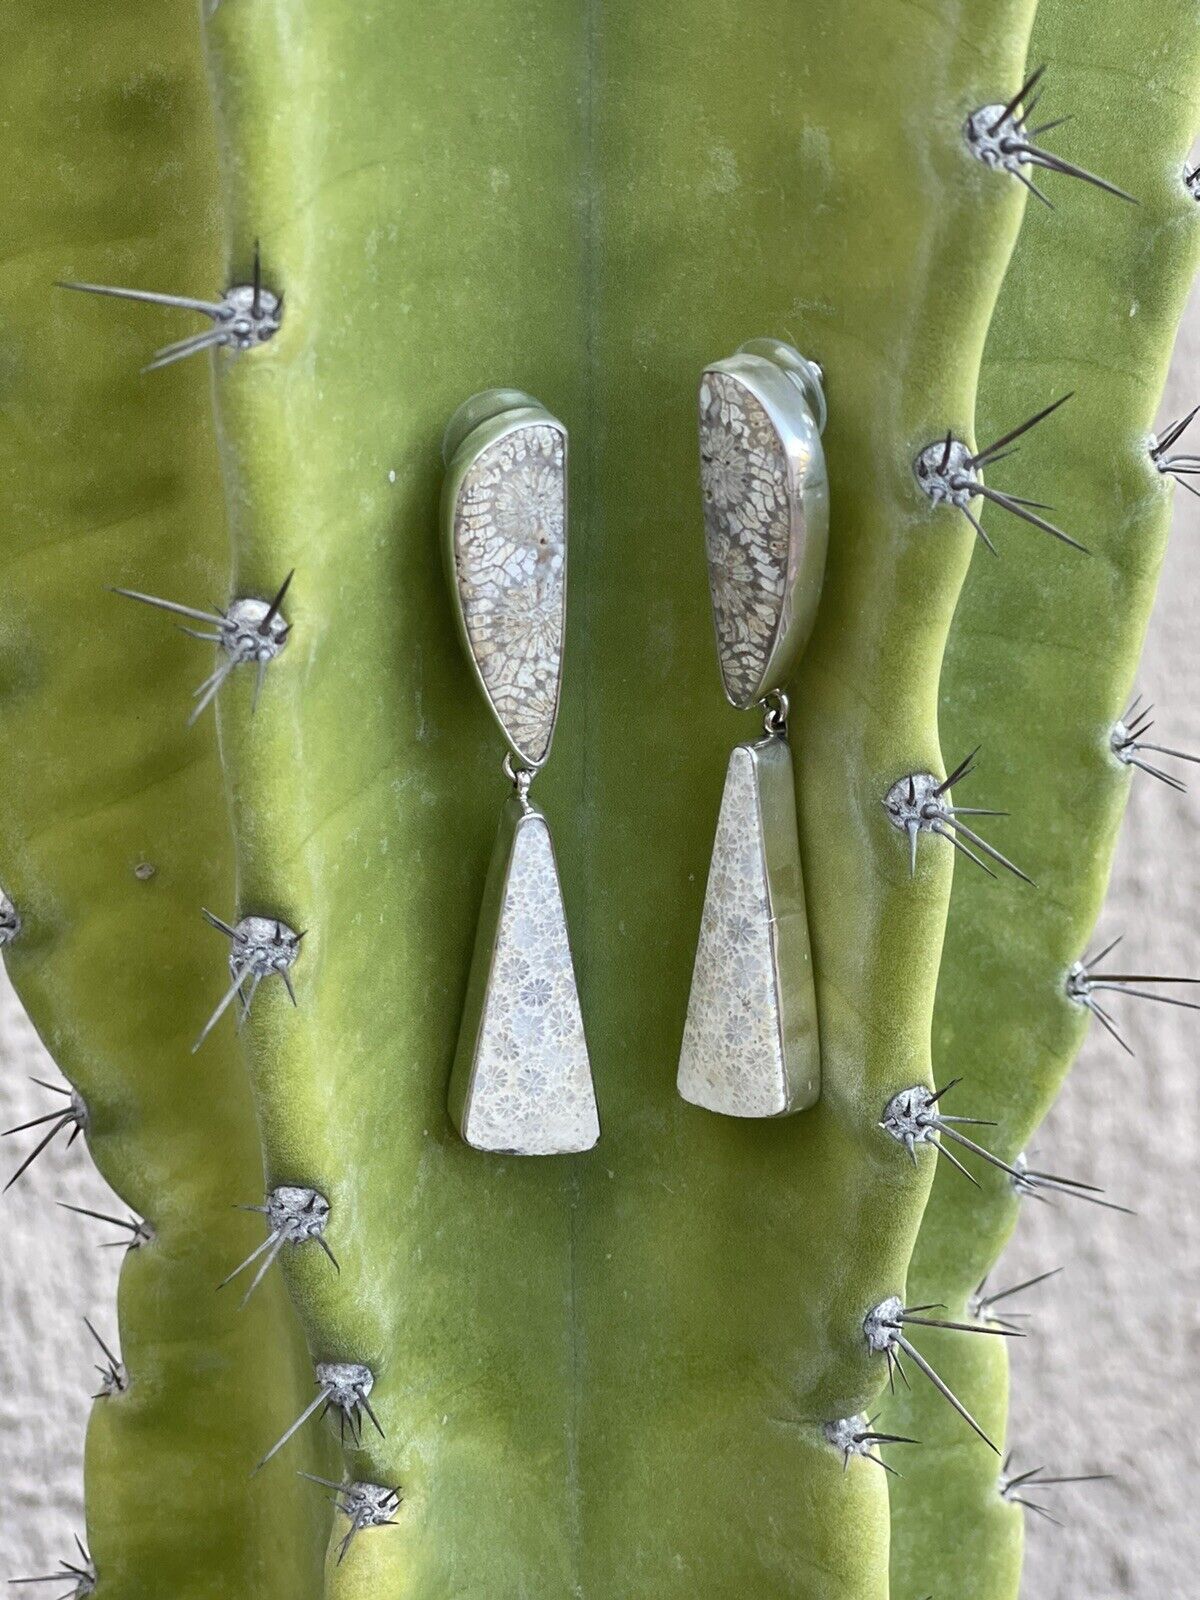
[454,423,565,764]
[464,816,598,1154]
[678,746,787,1116]
[699,371,791,709]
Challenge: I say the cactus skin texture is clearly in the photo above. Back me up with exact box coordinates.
[0,3,328,1595]
[202,0,1035,1592]
[883,4,1200,1597]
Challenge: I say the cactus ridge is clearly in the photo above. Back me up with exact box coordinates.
[0,1,330,1592]
[883,0,1200,1593]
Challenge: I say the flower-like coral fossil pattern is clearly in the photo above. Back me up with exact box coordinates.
[466,817,598,1154]
[678,746,787,1116]
[453,422,566,765]
[700,371,792,709]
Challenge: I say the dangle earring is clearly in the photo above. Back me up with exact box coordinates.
[441,390,599,1155]
[678,339,828,1118]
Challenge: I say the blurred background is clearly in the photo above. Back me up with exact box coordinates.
[3,297,1198,1599]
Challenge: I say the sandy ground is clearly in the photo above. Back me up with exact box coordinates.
[2,308,1197,1600]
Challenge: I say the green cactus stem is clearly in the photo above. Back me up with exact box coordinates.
[200,0,1036,1590]
[883,5,1200,1596]
[0,2,328,1594]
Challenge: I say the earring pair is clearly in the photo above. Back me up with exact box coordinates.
[441,340,829,1155]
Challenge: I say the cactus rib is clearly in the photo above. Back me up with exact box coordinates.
[0,0,329,1592]
[884,3,1200,1595]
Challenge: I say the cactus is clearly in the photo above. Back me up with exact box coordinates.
[194,0,1048,1589]
[882,4,1200,1596]
[2,0,1195,1596]
[0,2,328,1594]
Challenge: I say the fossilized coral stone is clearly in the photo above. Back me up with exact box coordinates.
[453,422,566,766]
[699,371,793,710]
[678,738,818,1117]
[452,803,598,1155]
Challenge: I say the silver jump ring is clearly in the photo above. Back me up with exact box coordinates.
[761,689,790,738]
[502,751,535,802]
